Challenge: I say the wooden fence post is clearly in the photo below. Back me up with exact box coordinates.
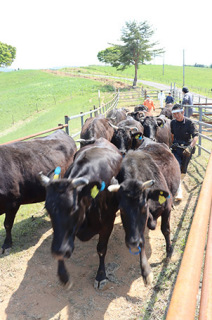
[198,107,202,156]
[64,115,69,135]
[80,112,84,128]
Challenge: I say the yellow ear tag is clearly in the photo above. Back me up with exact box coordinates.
[158,191,166,204]
[160,123,164,128]
[91,185,99,198]
[135,134,140,139]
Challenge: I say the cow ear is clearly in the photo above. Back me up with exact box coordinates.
[81,181,102,199]
[148,190,170,204]
[131,132,143,140]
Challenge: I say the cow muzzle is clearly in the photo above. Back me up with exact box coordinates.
[126,236,142,251]
[51,237,74,260]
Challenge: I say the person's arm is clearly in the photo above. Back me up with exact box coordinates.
[152,101,155,110]
[189,94,193,105]
[190,135,198,148]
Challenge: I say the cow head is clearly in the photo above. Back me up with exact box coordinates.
[141,116,165,141]
[108,179,169,250]
[110,123,143,155]
[39,172,102,260]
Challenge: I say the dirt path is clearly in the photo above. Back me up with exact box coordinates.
[0,152,207,320]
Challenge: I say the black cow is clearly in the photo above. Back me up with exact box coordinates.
[0,130,77,253]
[110,119,144,155]
[39,138,122,289]
[160,107,173,120]
[106,108,127,125]
[134,105,148,112]
[108,143,180,285]
[141,116,172,147]
[77,116,114,147]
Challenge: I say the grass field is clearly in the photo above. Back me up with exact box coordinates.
[0,70,115,143]
[62,64,212,96]
[0,65,211,145]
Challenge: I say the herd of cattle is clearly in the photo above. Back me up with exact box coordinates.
[0,104,180,289]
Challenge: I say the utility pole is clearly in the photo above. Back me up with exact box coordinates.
[183,49,185,86]
[163,53,165,75]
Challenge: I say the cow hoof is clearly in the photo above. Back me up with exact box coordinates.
[94,279,108,290]
[166,247,173,259]
[65,279,73,290]
[144,272,153,286]
[1,247,11,255]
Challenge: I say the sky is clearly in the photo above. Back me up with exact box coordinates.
[1,0,212,70]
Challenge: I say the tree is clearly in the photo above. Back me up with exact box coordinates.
[97,20,164,86]
[0,42,16,67]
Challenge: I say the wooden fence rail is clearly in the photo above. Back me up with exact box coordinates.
[166,151,212,320]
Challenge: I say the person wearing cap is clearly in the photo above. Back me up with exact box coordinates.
[143,95,155,115]
[182,87,193,118]
[158,90,165,109]
[170,104,198,200]
[165,92,174,105]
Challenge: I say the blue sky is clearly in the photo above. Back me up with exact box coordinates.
[1,0,212,69]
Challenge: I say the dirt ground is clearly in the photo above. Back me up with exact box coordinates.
[0,94,208,320]
[0,156,206,320]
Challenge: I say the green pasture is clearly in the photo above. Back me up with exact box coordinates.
[0,70,115,143]
[63,64,212,96]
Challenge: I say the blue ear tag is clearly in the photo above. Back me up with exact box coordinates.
[129,246,141,255]
[53,166,61,180]
[100,181,106,191]
[139,136,143,140]
[167,195,170,199]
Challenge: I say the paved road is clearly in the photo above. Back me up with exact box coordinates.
[66,72,212,103]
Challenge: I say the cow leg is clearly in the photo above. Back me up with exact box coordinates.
[161,209,173,258]
[57,260,71,286]
[94,223,114,290]
[139,240,153,286]
[147,212,157,230]
[2,208,19,253]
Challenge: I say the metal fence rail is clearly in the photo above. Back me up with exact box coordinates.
[64,92,119,137]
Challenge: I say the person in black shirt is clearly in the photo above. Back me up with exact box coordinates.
[171,104,198,200]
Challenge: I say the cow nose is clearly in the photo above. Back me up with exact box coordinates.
[51,239,74,259]
[126,236,142,249]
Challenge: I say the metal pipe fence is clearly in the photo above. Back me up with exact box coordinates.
[64,92,119,138]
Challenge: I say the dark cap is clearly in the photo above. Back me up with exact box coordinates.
[182,87,189,93]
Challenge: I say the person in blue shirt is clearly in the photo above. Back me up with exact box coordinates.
[165,92,174,105]
[182,87,193,118]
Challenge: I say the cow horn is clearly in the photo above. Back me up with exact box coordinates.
[76,138,86,142]
[141,180,155,190]
[108,122,119,130]
[125,126,138,131]
[39,172,50,186]
[107,184,121,192]
[71,177,89,188]
[76,138,95,145]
